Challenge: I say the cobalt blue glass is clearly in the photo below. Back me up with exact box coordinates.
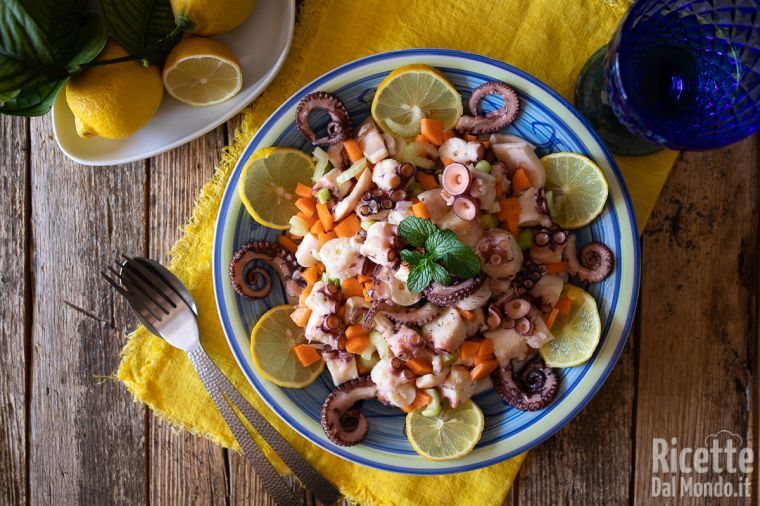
[576,0,760,156]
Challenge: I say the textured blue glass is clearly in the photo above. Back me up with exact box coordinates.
[605,0,760,150]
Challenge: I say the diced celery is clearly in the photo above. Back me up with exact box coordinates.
[421,388,442,417]
[288,215,310,237]
[360,219,376,231]
[407,181,423,197]
[475,160,492,173]
[369,330,390,359]
[317,187,331,204]
[336,157,368,185]
[516,229,533,250]
[312,147,331,183]
[479,214,499,229]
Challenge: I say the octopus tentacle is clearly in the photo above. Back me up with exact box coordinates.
[320,376,377,446]
[424,274,486,306]
[491,356,558,411]
[229,241,305,304]
[296,91,352,146]
[456,81,520,134]
[564,235,614,283]
[382,302,441,325]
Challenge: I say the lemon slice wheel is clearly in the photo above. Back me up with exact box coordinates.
[540,285,602,368]
[371,64,463,138]
[163,37,243,106]
[250,305,324,388]
[541,152,609,229]
[406,400,484,461]
[238,147,315,229]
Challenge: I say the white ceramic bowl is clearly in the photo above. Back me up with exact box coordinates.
[213,49,640,474]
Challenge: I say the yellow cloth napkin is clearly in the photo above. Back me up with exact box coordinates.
[118,1,678,504]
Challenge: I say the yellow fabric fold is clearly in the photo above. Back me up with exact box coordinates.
[118,1,676,504]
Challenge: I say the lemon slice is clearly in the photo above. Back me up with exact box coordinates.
[540,284,601,368]
[251,305,324,388]
[406,400,484,461]
[238,147,315,229]
[163,36,243,106]
[541,152,609,229]
[371,64,463,138]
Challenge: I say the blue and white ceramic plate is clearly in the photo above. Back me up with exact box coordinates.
[213,49,640,475]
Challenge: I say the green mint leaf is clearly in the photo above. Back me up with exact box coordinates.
[400,249,424,266]
[425,229,462,260]
[100,0,180,65]
[442,243,481,278]
[407,262,433,293]
[398,216,437,248]
[430,262,451,285]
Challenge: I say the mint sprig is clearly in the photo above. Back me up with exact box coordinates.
[397,216,480,292]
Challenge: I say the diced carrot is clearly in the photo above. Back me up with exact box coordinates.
[295,182,313,198]
[470,359,499,380]
[357,273,372,284]
[334,214,361,238]
[297,211,317,227]
[338,335,347,351]
[295,197,316,217]
[442,130,455,141]
[420,118,444,146]
[343,139,363,163]
[294,344,322,367]
[298,283,313,306]
[512,168,531,192]
[357,359,373,376]
[290,307,312,328]
[346,336,369,354]
[545,307,560,329]
[315,203,334,231]
[345,324,367,340]
[464,134,478,142]
[341,278,364,298]
[406,357,433,376]
[442,157,455,167]
[414,134,428,143]
[310,219,325,235]
[277,235,298,254]
[416,172,438,190]
[497,197,521,235]
[477,338,494,357]
[480,140,490,149]
[556,296,573,315]
[302,265,321,286]
[317,231,336,247]
[459,340,482,360]
[546,262,568,275]
[402,390,433,412]
[495,179,503,197]
[457,308,476,321]
[411,201,430,219]
[362,287,372,302]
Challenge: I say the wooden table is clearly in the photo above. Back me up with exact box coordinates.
[0,111,757,505]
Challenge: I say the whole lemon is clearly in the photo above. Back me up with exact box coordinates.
[66,41,163,139]
[171,0,256,36]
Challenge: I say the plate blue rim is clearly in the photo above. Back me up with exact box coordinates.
[212,48,641,474]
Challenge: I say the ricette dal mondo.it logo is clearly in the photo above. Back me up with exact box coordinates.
[651,431,753,498]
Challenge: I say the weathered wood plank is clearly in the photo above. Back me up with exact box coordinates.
[148,126,230,505]
[517,335,635,504]
[634,136,758,504]
[0,115,29,505]
[28,116,148,505]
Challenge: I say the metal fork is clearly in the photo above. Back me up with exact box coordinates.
[102,255,341,506]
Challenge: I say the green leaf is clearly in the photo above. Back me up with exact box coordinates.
[425,229,462,260]
[0,79,66,116]
[407,263,433,293]
[66,13,107,67]
[442,243,481,278]
[429,262,451,285]
[398,216,437,248]
[400,249,424,266]
[100,0,181,65]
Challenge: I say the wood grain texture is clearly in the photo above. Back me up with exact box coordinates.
[634,136,758,504]
[147,126,230,506]
[27,116,148,505]
[0,115,28,505]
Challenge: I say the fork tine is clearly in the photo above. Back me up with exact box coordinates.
[117,264,172,316]
[102,271,165,323]
[120,254,180,309]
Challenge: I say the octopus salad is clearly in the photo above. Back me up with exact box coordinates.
[229,70,615,456]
